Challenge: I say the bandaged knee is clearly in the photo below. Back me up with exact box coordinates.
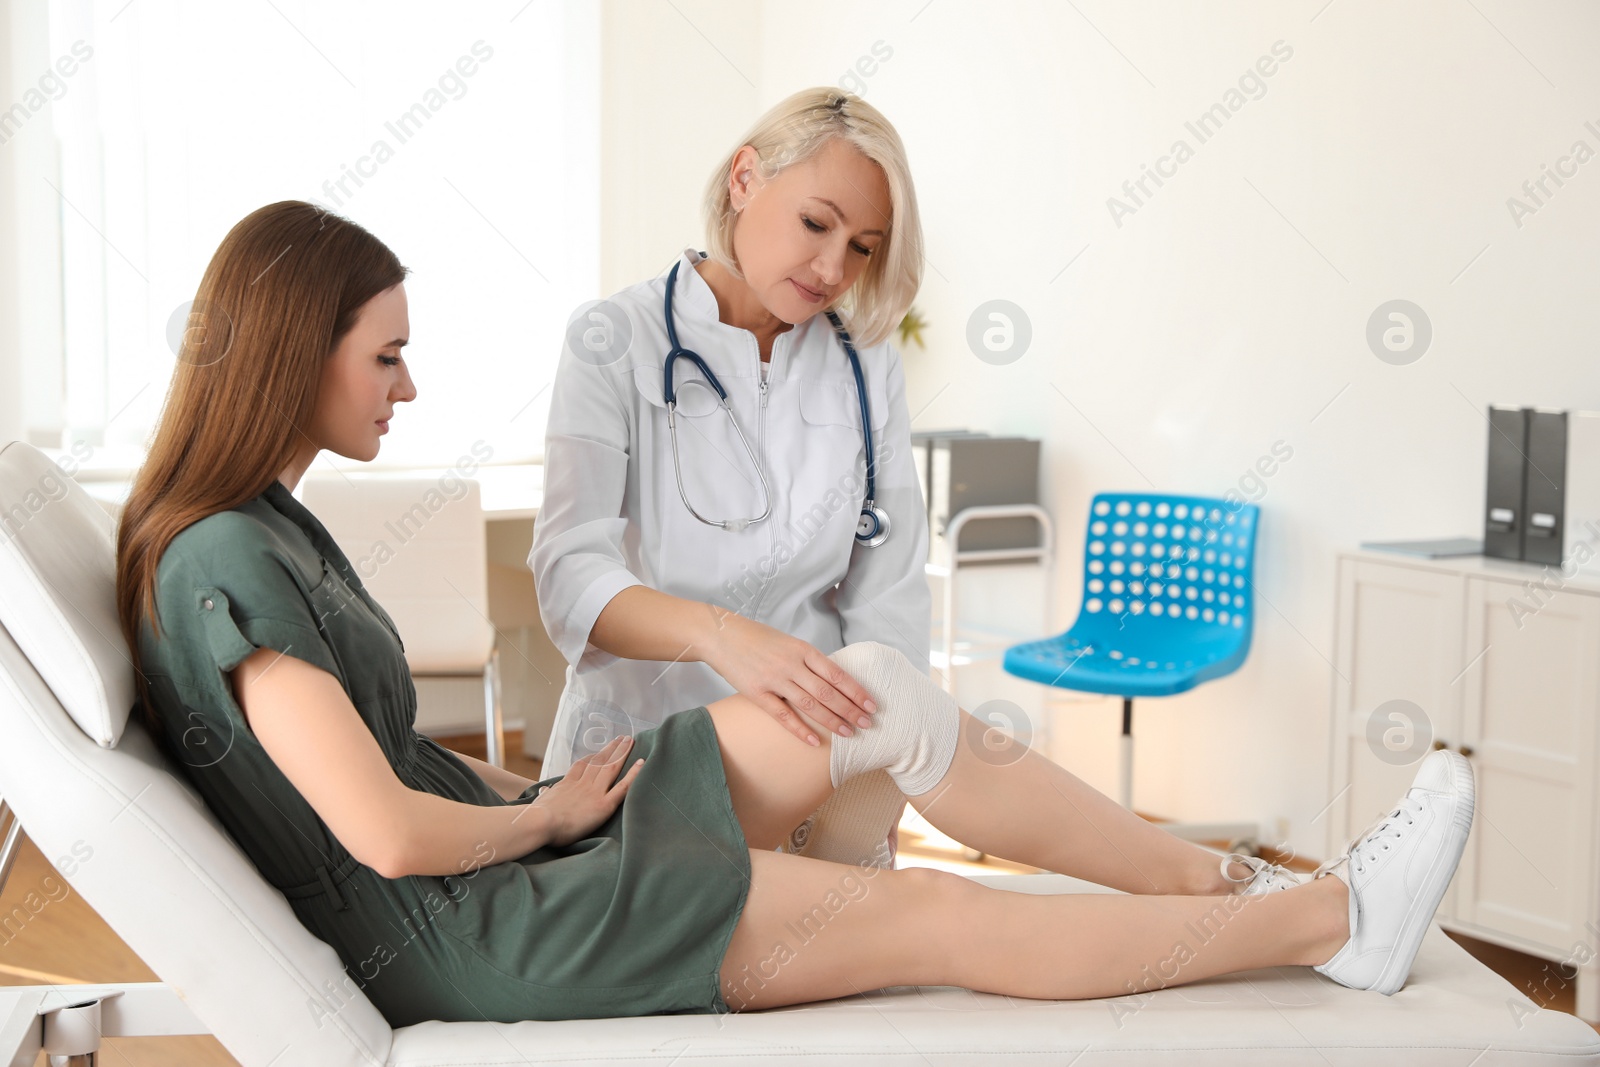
[825,641,960,797]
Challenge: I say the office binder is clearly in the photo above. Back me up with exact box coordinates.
[1522,408,1567,566]
[910,430,989,539]
[1484,405,1528,561]
[928,436,1041,567]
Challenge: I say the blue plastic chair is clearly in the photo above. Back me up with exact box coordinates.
[1003,492,1261,848]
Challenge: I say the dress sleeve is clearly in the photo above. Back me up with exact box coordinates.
[528,332,646,666]
[834,343,933,675]
[154,514,344,685]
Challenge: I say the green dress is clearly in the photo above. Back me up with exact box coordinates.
[134,479,753,1025]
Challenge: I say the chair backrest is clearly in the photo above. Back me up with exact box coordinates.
[0,441,396,1065]
[299,474,493,674]
[1071,492,1259,652]
[0,442,137,747]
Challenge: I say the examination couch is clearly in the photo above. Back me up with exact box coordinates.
[2,440,1598,1066]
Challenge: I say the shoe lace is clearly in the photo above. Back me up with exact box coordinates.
[1221,852,1269,888]
[1313,794,1426,879]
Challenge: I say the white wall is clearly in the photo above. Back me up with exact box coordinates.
[598,0,1600,863]
[598,0,763,292]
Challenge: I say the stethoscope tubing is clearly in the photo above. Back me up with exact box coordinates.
[660,257,883,543]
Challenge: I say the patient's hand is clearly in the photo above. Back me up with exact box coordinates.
[529,736,645,847]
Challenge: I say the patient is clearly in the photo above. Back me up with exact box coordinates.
[114,201,1475,1027]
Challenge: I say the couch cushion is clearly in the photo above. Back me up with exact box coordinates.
[0,441,136,746]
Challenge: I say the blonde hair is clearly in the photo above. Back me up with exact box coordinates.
[701,87,922,350]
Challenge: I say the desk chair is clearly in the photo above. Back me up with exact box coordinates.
[300,475,505,768]
[1004,493,1262,853]
[1,442,1594,1064]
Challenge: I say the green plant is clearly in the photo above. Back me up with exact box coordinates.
[897,305,927,351]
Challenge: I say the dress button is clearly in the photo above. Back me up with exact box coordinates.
[202,598,214,610]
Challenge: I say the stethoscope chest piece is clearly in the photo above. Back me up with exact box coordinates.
[856,504,891,548]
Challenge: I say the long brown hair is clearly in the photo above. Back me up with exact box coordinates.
[116,201,407,737]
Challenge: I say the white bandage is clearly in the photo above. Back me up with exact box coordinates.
[824,641,960,798]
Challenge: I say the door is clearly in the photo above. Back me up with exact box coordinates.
[1454,575,1599,955]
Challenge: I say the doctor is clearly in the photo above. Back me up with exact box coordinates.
[529,87,931,867]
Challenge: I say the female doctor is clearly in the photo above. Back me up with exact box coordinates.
[529,87,930,868]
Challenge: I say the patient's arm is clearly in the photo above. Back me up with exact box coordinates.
[229,647,554,878]
[450,749,540,803]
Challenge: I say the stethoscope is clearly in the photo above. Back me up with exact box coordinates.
[662,257,890,548]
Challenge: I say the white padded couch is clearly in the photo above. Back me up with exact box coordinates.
[2,439,1598,1066]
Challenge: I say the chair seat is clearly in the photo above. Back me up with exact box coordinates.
[1003,629,1249,697]
[1001,492,1258,699]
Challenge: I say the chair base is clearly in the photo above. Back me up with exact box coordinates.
[1,983,207,1066]
[483,649,504,769]
[1115,698,1259,856]
[411,652,506,769]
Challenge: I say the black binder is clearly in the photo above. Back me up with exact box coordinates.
[1484,406,1528,560]
[1522,408,1568,566]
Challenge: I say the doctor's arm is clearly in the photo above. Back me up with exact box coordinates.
[531,338,875,745]
[834,348,934,675]
[527,348,648,669]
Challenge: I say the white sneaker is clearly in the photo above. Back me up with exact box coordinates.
[1222,852,1303,895]
[1311,749,1476,995]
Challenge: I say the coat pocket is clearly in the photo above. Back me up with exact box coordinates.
[796,376,886,434]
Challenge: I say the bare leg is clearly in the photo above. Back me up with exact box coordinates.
[719,848,1350,1011]
[709,689,1241,896]
[913,725,1248,895]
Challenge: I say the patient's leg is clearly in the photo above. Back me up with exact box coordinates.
[709,640,1240,897]
[718,846,1349,1011]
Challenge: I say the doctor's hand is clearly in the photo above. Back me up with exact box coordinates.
[702,614,878,746]
[527,736,645,847]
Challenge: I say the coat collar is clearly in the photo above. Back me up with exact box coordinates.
[670,247,722,323]
[666,246,828,378]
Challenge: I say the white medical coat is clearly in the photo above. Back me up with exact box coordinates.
[530,247,932,776]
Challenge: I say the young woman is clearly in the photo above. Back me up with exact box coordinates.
[114,199,1473,1028]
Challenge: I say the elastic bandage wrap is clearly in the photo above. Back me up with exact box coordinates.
[825,641,960,798]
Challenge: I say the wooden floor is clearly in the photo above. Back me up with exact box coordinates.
[1,728,1591,1065]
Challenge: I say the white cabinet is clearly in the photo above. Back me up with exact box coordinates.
[1330,550,1600,1022]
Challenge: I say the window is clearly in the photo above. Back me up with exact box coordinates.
[29,0,598,469]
